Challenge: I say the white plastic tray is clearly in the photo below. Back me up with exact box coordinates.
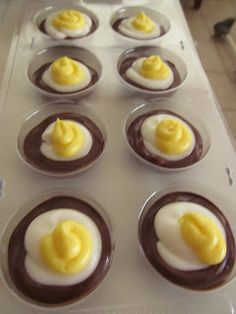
[0,0,236,313]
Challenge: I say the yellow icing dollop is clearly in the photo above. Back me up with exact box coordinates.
[40,220,92,274]
[140,56,171,80]
[51,56,84,86]
[132,11,155,33]
[52,9,85,30]
[51,118,84,157]
[155,118,193,155]
[180,212,226,265]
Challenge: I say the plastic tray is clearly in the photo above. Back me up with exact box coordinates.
[0,0,236,313]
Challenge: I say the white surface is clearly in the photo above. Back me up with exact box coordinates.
[0,0,236,313]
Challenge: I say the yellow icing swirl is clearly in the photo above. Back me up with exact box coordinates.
[132,11,155,33]
[140,56,171,80]
[155,118,193,155]
[51,118,84,157]
[52,10,85,30]
[51,56,84,86]
[180,212,226,265]
[40,220,93,274]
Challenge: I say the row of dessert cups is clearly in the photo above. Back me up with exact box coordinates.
[33,5,172,44]
[1,183,236,310]
[27,45,188,98]
[17,99,210,177]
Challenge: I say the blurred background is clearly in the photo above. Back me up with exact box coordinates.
[182,0,236,142]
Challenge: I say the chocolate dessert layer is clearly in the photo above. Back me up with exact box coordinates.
[32,58,98,94]
[127,110,203,168]
[112,18,166,39]
[8,195,113,305]
[139,192,235,290]
[23,112,104,174]
[119,57,181,91]
[39,18,97,39]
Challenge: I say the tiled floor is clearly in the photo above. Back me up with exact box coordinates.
[181,0,236,142]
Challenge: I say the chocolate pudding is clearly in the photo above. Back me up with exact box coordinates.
[32,58,98,94]
[112,18,166,39]
[127,110,203,168]
[23,112,105,174]
[119,57,181,91]
[8,195,113,305]
[39,18,97,39]
[139,192,235,290]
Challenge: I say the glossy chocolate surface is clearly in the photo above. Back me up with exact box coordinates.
[23,112,104,173]
[119,57,181,91]
[112,18,166,39]
[127,110,203,168]
[139,192,235,290]
[8,196,113,305]
[39,17,97,39]
[32,59,98,94]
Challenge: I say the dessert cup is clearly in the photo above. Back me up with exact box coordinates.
[27,46,102,99]
[124,100,210,172]
[34,5,99,40]
[138,183,236,291]
[117,46,188,96]
[110,6,171,42]
[17,101,107,177]
[0,189,114,309]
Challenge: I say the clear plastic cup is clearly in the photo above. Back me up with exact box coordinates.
[117,45,188,96]
[110,6,172,42]
[27,45,102,99]
[138,183,236,291]
[17,100,107,177]
[124,100,210,172]
[34,5,99,40]
[0,188,115,310]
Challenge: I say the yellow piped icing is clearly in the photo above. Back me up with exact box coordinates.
[132,12,155,33]
[52,10,85,30]
[155,118,193,155]
[140,56,171,80]
[51,56,84,86]
[51,118,84,157]
[180,212,226,265]
[40,220,92,274]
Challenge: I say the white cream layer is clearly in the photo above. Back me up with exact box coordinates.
[24,209,102,286]
[40,120,93,161]
[45,11,92,39]
[126,58,174,90]
[42,60,91,93]
[118,17,161,39]
[141,114,195,161]
[154,202,226,271]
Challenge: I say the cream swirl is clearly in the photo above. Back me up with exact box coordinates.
[126,57,174,90]
[42,58,91,93]
[141,114,195,161]
[154,202,226,271]
[40,120,93,161]
[24,209,102,286]
[45,10,92,39]
[118,12,161,40]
